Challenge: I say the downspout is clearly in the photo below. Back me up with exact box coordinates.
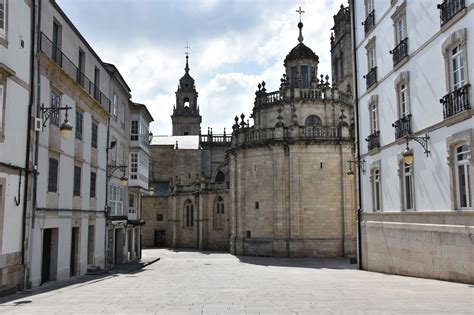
[104,98,111,269]
[350,0,363,269]
[21,0,36,289]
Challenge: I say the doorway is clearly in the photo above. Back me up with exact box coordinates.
[70,227,80,277]
[114,228,124,265]
[154,230,166,247]
[41,228,58,284]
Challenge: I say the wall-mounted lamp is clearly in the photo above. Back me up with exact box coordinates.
[108,165,128,187]
[40,103,73,139]
[347,159,366,175]
[402,134,430,165]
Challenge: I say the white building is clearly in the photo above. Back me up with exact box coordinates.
[352,0,473,283]
[126,102,153,261]
[0,0,32,290]
[27,0,110,287]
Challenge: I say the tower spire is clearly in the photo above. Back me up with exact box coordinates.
[184,42,191,73]
[296,6,305,43]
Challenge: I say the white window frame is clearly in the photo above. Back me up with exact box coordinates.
[0,84,4,135]
[112,93,118,120]
[109,185,123,216]
[455,144,471,209]
[365,0,374,16]
[371,168,382,212]
[0,0,6,39]
[402,162,415,211]
[370,103,378,133]
[441,28,469,93]
[451,44,465,90]
[130,153,138,180]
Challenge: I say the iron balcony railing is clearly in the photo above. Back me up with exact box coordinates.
[364,67,377,89]
[40,32,111,113]
[366,131,380,151]
[441,84,471,119]
[437,0,465,27]
[392,114,412,139]
[362,10,375,35]
[390,38,408,67]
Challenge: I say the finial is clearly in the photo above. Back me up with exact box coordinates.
[296,6,305,43]
[184,42,191,73]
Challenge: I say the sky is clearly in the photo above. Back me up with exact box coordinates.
[57,0,344,135]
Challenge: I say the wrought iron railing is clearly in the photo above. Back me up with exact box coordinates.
[366,131,380,151]
[40,32,111,113]
[441,84,471,119]
[392,114,411,139]
[364,67,377,89]
[390,38,408,67]
[437,0,465,27]
[362,10,375,34]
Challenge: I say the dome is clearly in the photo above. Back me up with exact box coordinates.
[284,43,319,66]
[179,73,195,89]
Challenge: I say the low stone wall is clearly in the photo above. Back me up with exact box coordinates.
[361,211,474,284]
[0,251,24,290]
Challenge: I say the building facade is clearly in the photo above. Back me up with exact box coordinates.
[229,20,356,258]
[0,0,32,291]
[353,0,473,283]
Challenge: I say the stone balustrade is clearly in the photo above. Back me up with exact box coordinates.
[255,88,352,107]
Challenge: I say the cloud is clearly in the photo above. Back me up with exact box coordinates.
[57,0,345,135]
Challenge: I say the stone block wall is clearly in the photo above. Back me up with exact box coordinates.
[361,211,474,284]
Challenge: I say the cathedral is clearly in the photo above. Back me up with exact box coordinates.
[142,6,356,258]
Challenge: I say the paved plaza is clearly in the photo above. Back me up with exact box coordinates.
[0,249,472,314]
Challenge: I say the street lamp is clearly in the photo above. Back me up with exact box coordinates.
[402,134,430,165]
[347,159,366,175]
[40,104,73,140]
[108,165,128,187]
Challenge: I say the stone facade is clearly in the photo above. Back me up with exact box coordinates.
[331,4,353,94]
[229,20,356,258]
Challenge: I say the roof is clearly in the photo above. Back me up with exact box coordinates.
[130,102,154,122]
[150,135,200,149]
[104,63,132,93]
[149,181,172,197]
[284,43,319,66]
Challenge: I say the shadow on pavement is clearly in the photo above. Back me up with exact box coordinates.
[237,255,357,270]
[0,258,159,306]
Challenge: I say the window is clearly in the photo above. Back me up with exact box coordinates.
[455,144,471,209]
[402,163,414,211]
[91,122,98,148]
[130,153,138,180]
[370,103,378,133]
[290,66,297,87]
[120,102,125,128]
[0,0,5,38]
[371,168,382,211]
[305,115,322,126]
[255,201,259,209]
[48,158,58,192]
[215,170,225,183]
[156,214,163,221]
[131,120,138,141]
[73,166,81,196]
[93,67,100,101]
[451,44,465,90]
[50,90,61,126]
[300,65,309,88]
[129,193,135,208]
[366,0,374,15]
[0,84,4,135]
[214,197,225,230]
[367,46,376,70]
[398,83,408,117]
[90,171,96,198]
[77,49,85,86]
[75,111,83,140]
[184,200,193,227]
[112,93,118,121]
[109,185,123,215]
[52,21,62,65]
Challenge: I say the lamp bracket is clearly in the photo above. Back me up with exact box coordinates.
[108,165,128,179]
[348,159,366,174]
[40,104,72,127]
[405,134,430,157]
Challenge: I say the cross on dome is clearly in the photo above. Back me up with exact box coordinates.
[296,6,305,22]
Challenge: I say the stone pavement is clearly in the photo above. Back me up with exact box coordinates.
[0,249,472,314]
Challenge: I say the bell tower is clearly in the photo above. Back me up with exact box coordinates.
[171,48,202,136]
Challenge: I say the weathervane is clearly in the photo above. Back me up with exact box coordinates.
[185,42,191,57]
[296,6,305,22]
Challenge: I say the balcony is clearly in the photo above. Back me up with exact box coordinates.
[390,38,408,67]
[392,114,412,139]
[40,32,110,113]
[366,131,380,151]
[364,67,377,90]
[362,10,375,35]
[437,0,465,27]
[441,84,471,119]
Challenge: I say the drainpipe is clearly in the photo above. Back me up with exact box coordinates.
[104,97,111,270]
[21,0,36,290]
[350,0,363,269]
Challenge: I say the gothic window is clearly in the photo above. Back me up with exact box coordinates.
[215,170,225,183]
[455,144,471,209]
[305,115,322,126]
[300,65,309,88]
[214,196,225,230]
[184,200,194,228]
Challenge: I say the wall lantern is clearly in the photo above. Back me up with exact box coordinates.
[347,159,366,175]
[108,165,128,187]
[402,134,430,165]
[40,103,73,140]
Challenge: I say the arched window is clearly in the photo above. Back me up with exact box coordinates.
[184,199,194,227]
[214,196,225,230]
[183,97,190,109]
[455,144,471,209]
[215,170,225,183]
[305,115,322,126]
